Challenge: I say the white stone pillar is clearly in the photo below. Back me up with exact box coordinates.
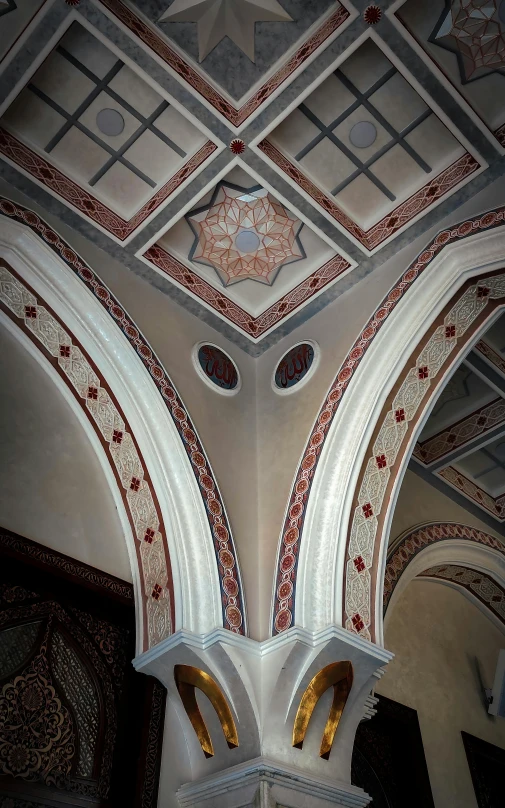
[134,626,392,808]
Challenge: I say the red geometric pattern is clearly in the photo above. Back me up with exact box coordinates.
[362,503,373,518]
[382,522,505,613]
[433,0,505,81]
[413,396,505,465]
[189,187,303,285]
[0,129,216,241]
[144,243,350,339]
[258,140,480,251]
[0,264,174,648]
[437,466,505,520]
[97,0,350,127]
[418,564,505,627]
[0,197,246,636]
[273,205,505,635]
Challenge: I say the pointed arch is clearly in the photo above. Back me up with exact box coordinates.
[0,198,246,651]
[383,522,505,635]
[272,205,505,642]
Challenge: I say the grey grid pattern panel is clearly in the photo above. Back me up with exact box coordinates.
[26,45,187,191]
[295,66,432,199]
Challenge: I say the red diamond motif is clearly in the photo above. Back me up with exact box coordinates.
[351,613,364,632]
[130,477,141,492]
[152,583,162,600]
[353,555,366,573]
[362,503,373,518]
[395,408,405,423]
[445,325,456,338]
[24,305,37,319]
[376,454,387,469]
[112,430,123,444]
[144,528,155,544]
[87,386,98,400]
[418,366,429,379]
[477,286,490,298]
[59,345,71,357]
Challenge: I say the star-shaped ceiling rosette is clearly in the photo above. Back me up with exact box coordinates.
[431,0,505,81]
[186,184,305,286]
[159,0,293,62]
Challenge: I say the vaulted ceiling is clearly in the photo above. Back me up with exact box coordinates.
[1,0,504,354]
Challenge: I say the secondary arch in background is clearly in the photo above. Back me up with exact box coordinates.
[272,206,505,642]
[384,522,505,635]
[0,198,246,652]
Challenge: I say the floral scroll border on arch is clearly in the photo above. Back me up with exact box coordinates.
[0,198,246,638]
[383,522,505,614]
[272,206,505,636]
[0,260,175,650]
[344,270,505,641]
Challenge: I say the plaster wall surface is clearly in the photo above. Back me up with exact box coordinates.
[0,320,132,581]
[390,469,504,545]
[2,175,505,637]
[377,581,505,808]
[254,177,505,637]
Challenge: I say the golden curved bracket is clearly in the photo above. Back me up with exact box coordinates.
[292,661,353,760]
[174,664,239,758]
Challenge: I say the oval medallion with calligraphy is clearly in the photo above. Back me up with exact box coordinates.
[274,343,317,391]
[196,344,240,393]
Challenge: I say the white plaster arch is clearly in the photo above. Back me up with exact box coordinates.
[385,537,505,636]
[0,217,224,651]
[294,224,505,641]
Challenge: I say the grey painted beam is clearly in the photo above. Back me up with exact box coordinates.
[464,350,505,398]
[408,458,505,538]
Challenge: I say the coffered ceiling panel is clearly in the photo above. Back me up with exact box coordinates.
[133,0,336,101]
[0,0,503,351]
[261,37,482,252]
[142,165,351,340]
[0,21,215,240]
[394,0,505,147]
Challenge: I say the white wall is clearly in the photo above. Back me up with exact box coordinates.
[377,581,505,808]
[0,320,132,581]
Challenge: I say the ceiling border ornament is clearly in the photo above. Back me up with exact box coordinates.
[96,0,350,128]
[272,205,505,638]
[0,197,246,639]
[437,465,505,519]
[143,242,350,340]
[258,142,480,253]
[0,129,217,243]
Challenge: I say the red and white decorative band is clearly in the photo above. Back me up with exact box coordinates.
[0,260,174,649]
[97,0,350,128]
[0,129,216,241]
[383,522,505,613]
[258,141,480,252]
[272,206,505,636]
[144,244,350,339]
[0,198,246,636]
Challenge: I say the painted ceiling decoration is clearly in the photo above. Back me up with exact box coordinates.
[430,0,505,82]
[411,314,505,526]
[274,342,315,390]
[395,0,505,146]
[0,0,503,351]
[159,0,293,63]
[186,182,304,287]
